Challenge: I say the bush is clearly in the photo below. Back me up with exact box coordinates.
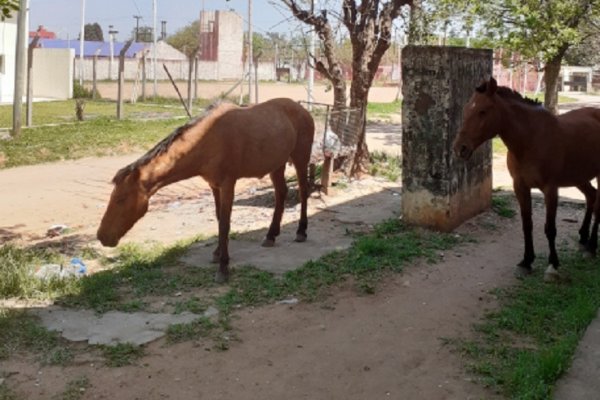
[73,81,96,99]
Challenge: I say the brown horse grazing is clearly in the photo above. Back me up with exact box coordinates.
[97,98,315,283]
[454,77,600,282]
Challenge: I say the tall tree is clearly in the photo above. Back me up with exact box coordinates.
[0,0,18,20]
[472,0,600,114]
[282,0,413,174]
[167,21,200,110]
[84,22,104,41]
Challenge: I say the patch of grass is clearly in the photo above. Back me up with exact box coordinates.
[453,251,600,399]
[172,297,208,315]
[101,343,144,367]
[491,194,516,218]
[59,237,208,312]
[0,309,72,365]
[0,244,80,300]
[0,100,188,129]
[369,151,401,182]
[0,383,17,400]
[492,137,508,154]
[0,117,184,169]
[217,219,462,309]
[53,376,90,400]
[166,317,217,344]
[367,100,401,119]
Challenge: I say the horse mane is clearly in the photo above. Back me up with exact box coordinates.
[476,81,542,107]
[112,102,223,184]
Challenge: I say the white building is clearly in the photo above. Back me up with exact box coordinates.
[0,14,19,103]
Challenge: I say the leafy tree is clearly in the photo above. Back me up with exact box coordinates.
[132,26,154,43]
[282,0,413,175]
[471,0,600,114]
[84,22,104,41]
[167,21,200,111]
[0,0,18,20]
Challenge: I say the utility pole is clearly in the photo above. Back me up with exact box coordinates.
[133,15,142,42]
[108,25,118,80]
[247,0,252,103]
[12,0,29,137]
[153,0,157,97]
[79,0,85,85]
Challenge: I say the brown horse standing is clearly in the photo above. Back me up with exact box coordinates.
[97,98,315,282]
[454,77,600,282]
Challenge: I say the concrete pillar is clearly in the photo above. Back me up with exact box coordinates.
[401,46,493,232]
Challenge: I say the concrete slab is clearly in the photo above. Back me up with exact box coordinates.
[553,312,600,399]
[33,306,218,346]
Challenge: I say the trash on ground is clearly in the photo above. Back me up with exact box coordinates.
[46,224,68,237]
[34,258,87,280]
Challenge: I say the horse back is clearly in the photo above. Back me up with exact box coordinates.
[203,99,314,181]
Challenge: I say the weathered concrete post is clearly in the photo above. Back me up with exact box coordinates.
[401,46,493,231]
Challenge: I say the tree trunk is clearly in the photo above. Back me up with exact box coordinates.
[187,56,194,115]
[543,55,562,115]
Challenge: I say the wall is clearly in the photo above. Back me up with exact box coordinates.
[32,48,74,99]
[215,11,243,80]
[401,46,493,231]
[0,16,18,103]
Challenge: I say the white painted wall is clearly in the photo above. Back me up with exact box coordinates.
[32,48,74,99]
[0,16,18,103]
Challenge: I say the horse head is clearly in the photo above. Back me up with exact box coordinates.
[97,167,150,247]
[453,76,501,160]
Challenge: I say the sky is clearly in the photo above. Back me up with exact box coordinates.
[28,0,301,42]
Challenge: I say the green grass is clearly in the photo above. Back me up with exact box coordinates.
[54,376,90,400]
[367,100,401,120]
[369,151,401,182]
[0,244,81,300]
[0,100,189,128]
[166,317,217,344]
[452,251,600,399]
[491,193,517,218]
[0,117,184,169]
[0,309,73,365]
[101,343,144,367]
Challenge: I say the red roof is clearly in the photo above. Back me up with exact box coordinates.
[29,25,56,39]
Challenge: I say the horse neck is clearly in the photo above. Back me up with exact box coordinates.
[496,100,552,159]
[139,145,201,195]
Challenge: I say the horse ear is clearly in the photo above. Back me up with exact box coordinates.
[486,77,498,96]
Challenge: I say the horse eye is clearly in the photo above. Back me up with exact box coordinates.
[479,110,486,116]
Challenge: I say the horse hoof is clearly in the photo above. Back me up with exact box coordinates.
[294,233,307,243]
[578,243,588,252]
[214,270,230,284]
[543,265,560,283]
[514,266,532,279]
[262,238,275,247]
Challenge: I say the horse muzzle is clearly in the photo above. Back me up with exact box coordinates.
[97,230,119,247]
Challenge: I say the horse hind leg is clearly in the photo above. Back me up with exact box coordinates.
[291,153,310,243]
[262,165,288,247]
[584,176,600,258]
[576,181,596,253]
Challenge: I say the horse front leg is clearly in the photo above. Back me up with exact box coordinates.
[542,187,560,282]
[210,185,221,264]
[215,181,235,284]
[263,165,287,247]
[514,180,535,276]
[576,181,596,252]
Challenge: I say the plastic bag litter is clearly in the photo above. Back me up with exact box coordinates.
[34,258,87,280]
